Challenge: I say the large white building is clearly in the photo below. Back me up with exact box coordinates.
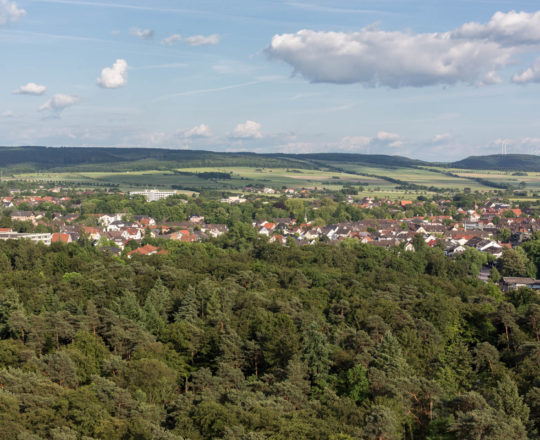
[129,189,178,202]
[0,232,52,246]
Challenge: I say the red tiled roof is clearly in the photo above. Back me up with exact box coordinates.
[127,244,167,257]
[52,233,70,243]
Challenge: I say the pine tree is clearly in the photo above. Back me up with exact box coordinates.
[301,322,331,384]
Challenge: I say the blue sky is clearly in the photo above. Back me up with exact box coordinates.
[1,0,540,160]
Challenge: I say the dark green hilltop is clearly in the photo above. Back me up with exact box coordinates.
[0,146,538,172]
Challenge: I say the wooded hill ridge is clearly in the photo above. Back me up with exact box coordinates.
[0,147,538,172]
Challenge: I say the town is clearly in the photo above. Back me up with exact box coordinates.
[1,183,539,290]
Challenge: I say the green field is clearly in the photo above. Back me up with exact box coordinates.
[13,167,379,192]
[8,163,539,199]
[447,169,540,190]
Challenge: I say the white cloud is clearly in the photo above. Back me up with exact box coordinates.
[185,34,220,46]
[97,59,128,89]
[0,0,26,25]
[161,34,181,45]
[375,131,400,142]
[231,120,263,139]
[38,94,80,113]
[340,136,371,149]
[13,82,47,95]
[339,132,403,151]
[432,133,452,143]
[479,71,502,85]
[279,142,316,154]
[130,27,154,40]
[182,124,212,138]
[512,57,540,83]
[267,27,513,87]
[454,10,540,46]
[1,110,22,118]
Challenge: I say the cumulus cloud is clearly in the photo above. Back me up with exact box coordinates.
[231,120,263,139]
[161,34,181,45]
[266,11,540,88]
[130,27,154,40]
[267,28,513,87]
[182,124,212,138]
[38,94,80,114]
[97,59,128,89]
[13,82,47,95]
[0,0,26,25]
[454,10,540,46]
[512,58,540,83]
[185,34,220,46]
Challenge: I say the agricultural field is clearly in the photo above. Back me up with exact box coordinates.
[175,166,381,188]
[10,167,381,192]
[8,164,540,199]
[333,163,493,191]
[447,169,540,190]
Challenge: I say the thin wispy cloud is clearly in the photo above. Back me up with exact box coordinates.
[130,27,153,40]
[1,110,23,118]
[30,0,203,14]
[0,29,111,43]
[185,34,220,46]
[285,2,389,14]
[298,103,356,114]
[153,80,271,102]
[131,63,187,71]
[161,34,181,45]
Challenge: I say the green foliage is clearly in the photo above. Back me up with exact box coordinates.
[0,237,537,439]
[499,247,535,278]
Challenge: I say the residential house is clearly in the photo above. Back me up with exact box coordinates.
[51,233,72,244]
[500,277,540,292]
[10,211,36,222]
[127,244,167,258]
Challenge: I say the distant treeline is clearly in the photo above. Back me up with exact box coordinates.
[425,167,511,190]
[173,171,232,180]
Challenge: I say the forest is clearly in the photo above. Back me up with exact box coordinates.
[0,228,539,440]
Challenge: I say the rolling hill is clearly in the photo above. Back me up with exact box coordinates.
[0,147,538,173]
[450,154,540,172]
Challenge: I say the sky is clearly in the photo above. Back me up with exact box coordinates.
[1,0,540,161]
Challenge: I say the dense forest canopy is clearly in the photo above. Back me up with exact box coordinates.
[0,231,539,439]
